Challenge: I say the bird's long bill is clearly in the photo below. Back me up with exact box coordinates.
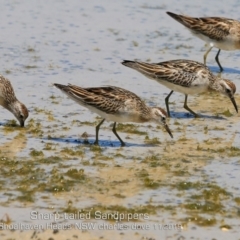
[230,96,238,113]
[164,123,173,138]
[20,120,24,127]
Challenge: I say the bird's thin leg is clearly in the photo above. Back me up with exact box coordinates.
[183,95,199,118]
[165,90,174,117]
[215,49,223,72]
[112,122,125,147]
[94,119,105,145]
[203,46,213,65]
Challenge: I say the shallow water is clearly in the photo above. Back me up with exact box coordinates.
[0,0,240,239]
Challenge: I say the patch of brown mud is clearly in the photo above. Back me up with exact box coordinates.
[0,132,27,158]
[68,164,169,206]
[0,228,157,240]
[185,92,240,119]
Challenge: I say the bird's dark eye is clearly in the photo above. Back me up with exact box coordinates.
[20,114,24,119]
[226,89,231,93]
[162,117,166,121]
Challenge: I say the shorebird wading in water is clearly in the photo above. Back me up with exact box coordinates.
[167,11,240,72]
[122,59,238,117]
[0,75,29,127]
[54,84,173,146]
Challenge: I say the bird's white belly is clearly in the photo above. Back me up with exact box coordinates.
[156,79,208,95]
[59,92,140,123]
[86,105,141,123]
[189,30,238,50]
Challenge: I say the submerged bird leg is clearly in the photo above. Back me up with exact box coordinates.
[165,90,174,117]
[216,71,222,78]
[215,49,223,72]
[183,95,199,117]
[203,46,213,65]
[112,122,125,147]
[94,118,105,145]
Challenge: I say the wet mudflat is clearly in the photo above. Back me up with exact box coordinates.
[0,0,240,239]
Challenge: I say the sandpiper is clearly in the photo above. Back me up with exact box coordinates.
[0,75,29,127]
[122,59,238,117]
[53,84,173,146]
[167,11,240,72]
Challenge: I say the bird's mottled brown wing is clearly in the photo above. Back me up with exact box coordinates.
[62,85,128,114]
[122,59,210,87]
[167,12,235,40]
[84,86,142,102]
[0,75,17,104]
[186,17,233,40]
